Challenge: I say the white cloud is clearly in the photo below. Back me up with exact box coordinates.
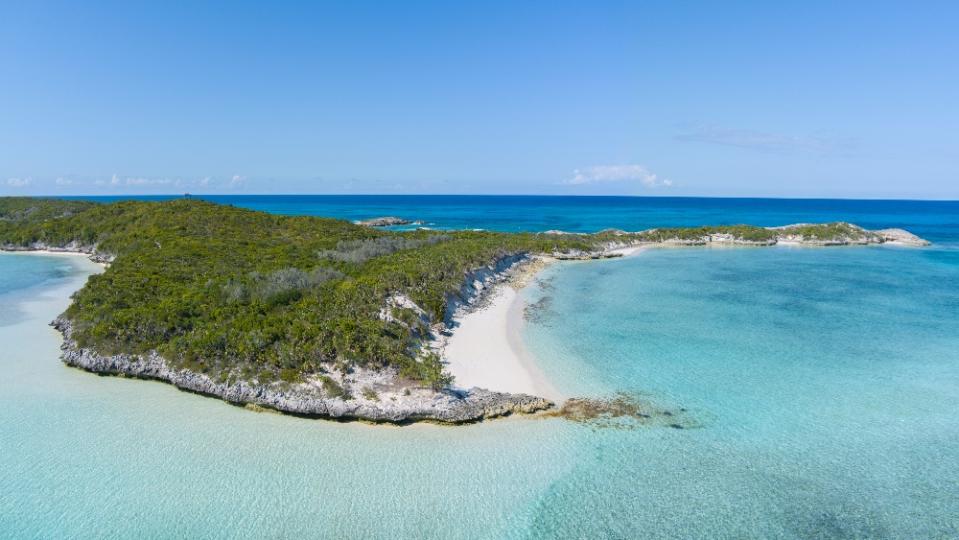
[104,174,182,186]
[124,177,174,186]
[6,177,32,187]
[566,165,672,188]
[82,174,231,189]
[55,177,73,186]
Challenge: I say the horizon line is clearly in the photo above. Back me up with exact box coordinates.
[28,193,959,203]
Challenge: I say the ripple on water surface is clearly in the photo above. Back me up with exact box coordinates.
[2,244,959,538]
[523,245,959,538]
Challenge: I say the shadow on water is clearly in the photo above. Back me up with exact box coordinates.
[523,295,554,325]
[774,491,907,540]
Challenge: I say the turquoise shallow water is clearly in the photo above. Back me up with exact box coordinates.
[523,245,959,537]
[2,197,959,538]
[0,255,585,539]
[0,255,77,328]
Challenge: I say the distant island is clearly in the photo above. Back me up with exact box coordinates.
[354,216,424,227]
[0,197,929,423]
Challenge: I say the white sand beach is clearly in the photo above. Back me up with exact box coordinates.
[1,249,87,258]
[0,249,108,267]
[442,282,562,401]
[440,247,654,401]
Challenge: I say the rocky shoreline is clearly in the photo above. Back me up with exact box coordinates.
[52,317,552,424]
[0,241,115,263]
[355,216,424,227]
[6,243,555,424]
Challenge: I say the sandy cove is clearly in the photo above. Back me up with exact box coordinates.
[433,228,929,401]
[431,245,652,403]
[436,250,648,402]
[441,279,561,401]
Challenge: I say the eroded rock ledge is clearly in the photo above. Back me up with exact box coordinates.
[52,318,552,424]
[355,216,424,227]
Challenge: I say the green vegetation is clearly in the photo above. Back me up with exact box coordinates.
[0,198,596,387]
[319,376,348,399]
[632,224,777,243]
[0,197,876,390]
[775,222,867,241]
[317,235,450,264]
[361,387,380,401]
[0,197,96,224]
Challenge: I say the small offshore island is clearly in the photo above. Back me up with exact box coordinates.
[0,197,930,424]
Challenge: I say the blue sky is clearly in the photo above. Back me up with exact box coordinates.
[1,1,956,199]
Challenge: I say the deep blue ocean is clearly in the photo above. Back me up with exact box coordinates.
[70,194,959,243]
[2,196,958,538]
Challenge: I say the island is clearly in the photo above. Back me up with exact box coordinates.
[0,197,930,423]
[355,216,424,227]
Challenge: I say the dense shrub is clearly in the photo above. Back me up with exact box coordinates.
[317,235,450,264]
[0,197,866,388]
[226,267,345,305]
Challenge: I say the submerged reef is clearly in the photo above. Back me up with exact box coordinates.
[545,393,700,430]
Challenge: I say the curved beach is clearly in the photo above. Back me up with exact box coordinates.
[442,282,562,401]
[1,252,100,301]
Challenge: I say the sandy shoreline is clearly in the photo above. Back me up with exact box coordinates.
[440,249,649,402]
[440,234,925,403]
[441,281,562,401]
[1,249,91,258]
[0,251,104,318]
[0,249,109,267]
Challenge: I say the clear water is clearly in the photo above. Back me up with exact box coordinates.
[523,246,959,538]
[0,254,77,328]
[3,197,958,538]
[0,255,584,539]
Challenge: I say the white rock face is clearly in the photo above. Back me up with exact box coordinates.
[53,318,553,424]
[354,216,417,227]
[379,293,430,326]
[874,228,931,246]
